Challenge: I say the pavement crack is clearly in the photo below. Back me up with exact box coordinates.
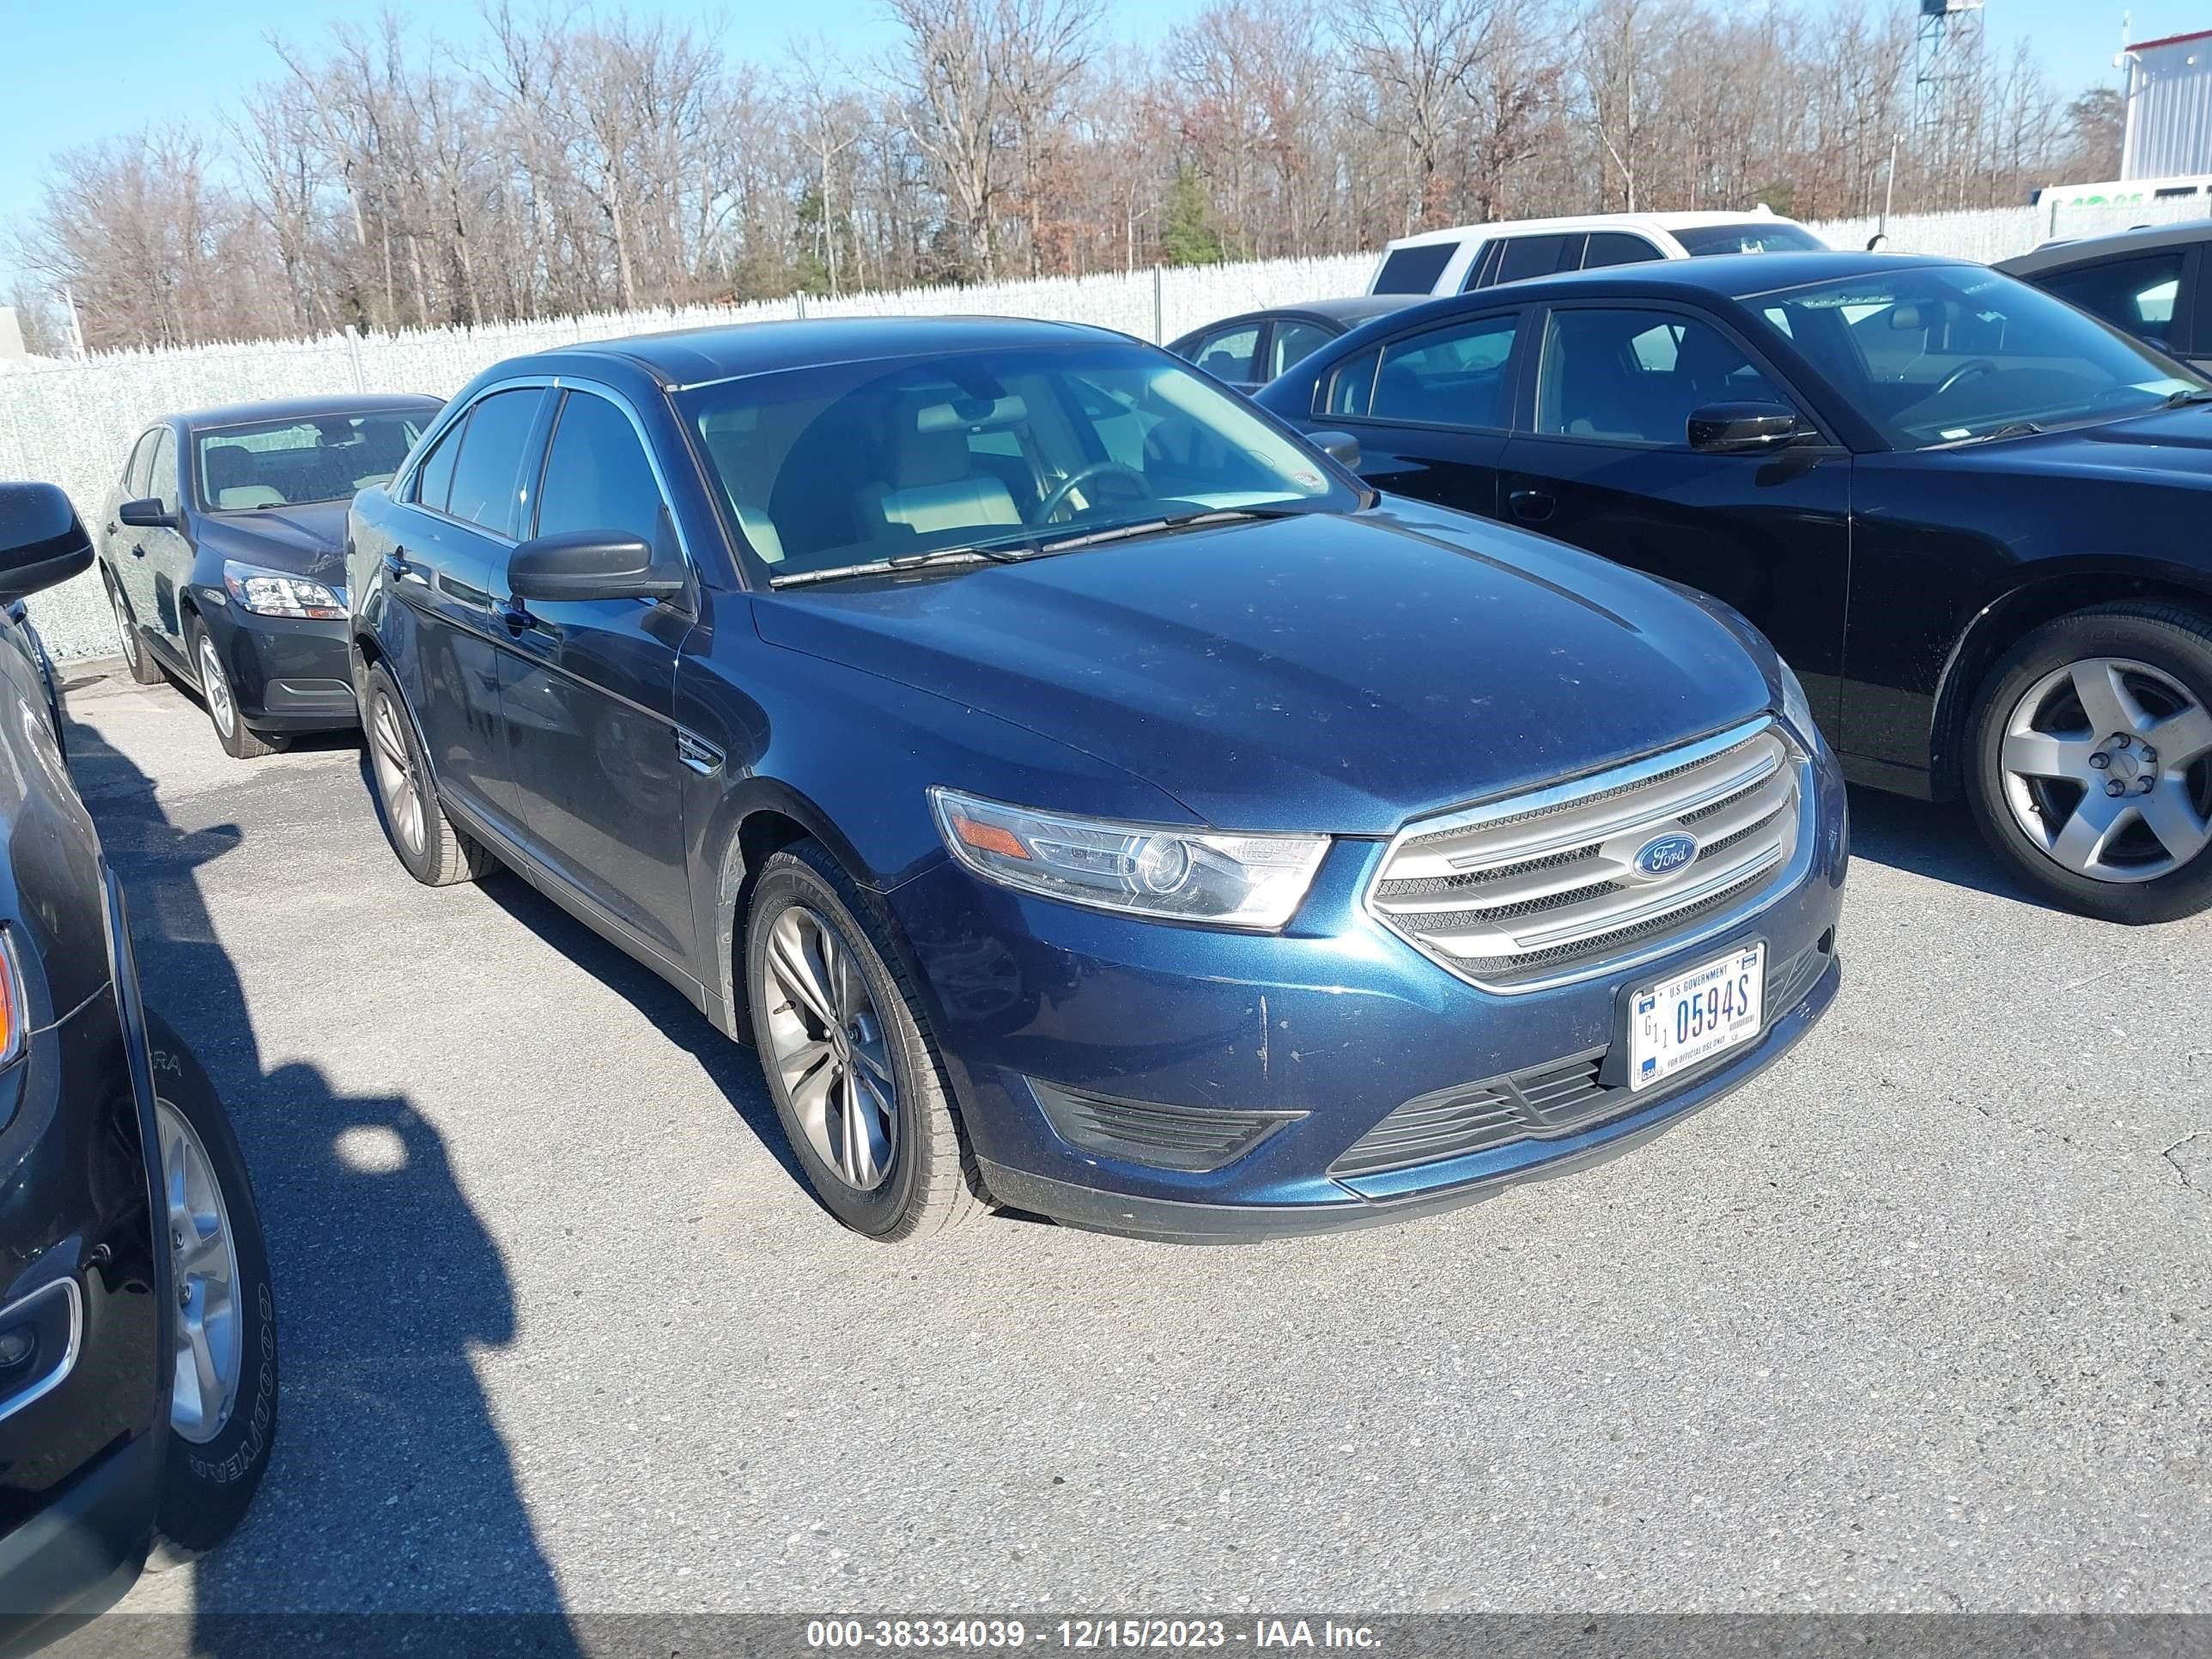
[2161,1131,2205,1194]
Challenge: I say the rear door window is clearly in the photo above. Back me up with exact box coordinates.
[1369,313,1521,428]
[2038,251,2188,350]
[1269,320,1336,378]
[1190,325,1261,384]
[1373,242,1458,295]
[1494,234,1574,285]
[1583,232,1664,270]
[445,389,548,537]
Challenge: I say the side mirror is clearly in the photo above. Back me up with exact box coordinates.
[1687,403,1807,454]
[507,530,685,604]
[117,497,176,530]
[0,483,95,605]
[1309,429,1363,471]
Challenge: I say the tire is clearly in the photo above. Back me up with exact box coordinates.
[361,662,491,887]
[1966,601,2212,923]
[143,1011,277,1568]
[105,572,165,686]
[744,840,987,1242]
[189,620,276,759]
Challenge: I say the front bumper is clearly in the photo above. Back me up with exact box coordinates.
[887,741,1850,1241]
[198,602,356,733]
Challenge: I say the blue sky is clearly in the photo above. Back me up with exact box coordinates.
[0,0,2188,277]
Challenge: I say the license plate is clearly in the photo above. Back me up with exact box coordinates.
[1628,941,1765,1092]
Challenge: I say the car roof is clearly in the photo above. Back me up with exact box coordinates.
[1382,210,1803,252]
[1366,249,1959,310]
[1997,218,2212,274]
[1170,295,1421,343]
[174,392,446,430]
[522,313,1122,388]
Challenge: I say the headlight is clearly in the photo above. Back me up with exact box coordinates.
[1777,657,1821,749]
[929,787,1329,929]
[222,560,345,620]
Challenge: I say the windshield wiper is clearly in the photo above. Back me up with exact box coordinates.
[2160,386,2212,408]
[1029,504,1313,556]
[769,544,1029,588]
[1954,421,2045,446]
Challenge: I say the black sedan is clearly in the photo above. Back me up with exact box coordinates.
[1257,250,2212,922]
[0,485,276,1651]
[1997,220,2212,374]
[1167,295,1418,393]
[97,394,444,757]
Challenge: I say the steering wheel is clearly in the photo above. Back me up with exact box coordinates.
[1035,462,1152,525]
[1935,358,1999,398]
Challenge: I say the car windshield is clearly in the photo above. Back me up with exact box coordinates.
[196,411,432,510]
[676,342,1350,580]
[1675,222,1826,256]
[1751,264,2207,448]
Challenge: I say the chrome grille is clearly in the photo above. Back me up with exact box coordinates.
[1366,718,1807,992]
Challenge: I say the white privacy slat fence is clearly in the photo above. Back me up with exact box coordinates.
[2,201,2202,659]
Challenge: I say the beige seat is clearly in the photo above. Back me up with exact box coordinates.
[204,445,285,509]
[870,403,1022,538]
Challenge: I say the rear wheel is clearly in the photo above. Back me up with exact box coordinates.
[744,840,986,1242]
[143,1012,277,1567]
[190,622,276,759]
[106,574,164,686]
[1966,602,2212,922]
[362,662,490,887]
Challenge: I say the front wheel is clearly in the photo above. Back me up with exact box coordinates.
[190,622,276,759]
[1966,601,2212,922]
[744,840,987,1241]
[143,1012,277,1566]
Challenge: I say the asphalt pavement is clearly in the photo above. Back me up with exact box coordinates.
[56,659,2210,1616]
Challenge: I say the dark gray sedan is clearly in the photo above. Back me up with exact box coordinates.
[1167,295,1419,392]
[1998,220,2212,372]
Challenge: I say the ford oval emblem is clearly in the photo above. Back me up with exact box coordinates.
[1632,832,1699,879]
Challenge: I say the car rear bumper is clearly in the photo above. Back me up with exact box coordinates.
[198,605,356,732]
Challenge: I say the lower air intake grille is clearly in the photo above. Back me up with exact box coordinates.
[1331,933,1833,1178]
[1029,1079,1300,1173]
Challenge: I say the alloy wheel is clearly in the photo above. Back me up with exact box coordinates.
[761,905,899,1190]
[369,692,426,856]
[198,634,236,740]
[1999,655,2212,883]
[156,1098,243,1444]
[112,588,139,669]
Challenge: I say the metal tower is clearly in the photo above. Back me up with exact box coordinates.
[1915,0,1989,137]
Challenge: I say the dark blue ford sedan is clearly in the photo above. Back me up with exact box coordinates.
[346,315,1846,1243]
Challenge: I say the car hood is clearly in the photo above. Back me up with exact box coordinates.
[196,501,349,589]
[1962,405,2212,482]
[750,502,1773,835]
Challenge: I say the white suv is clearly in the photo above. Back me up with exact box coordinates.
[1366,209,1826,297]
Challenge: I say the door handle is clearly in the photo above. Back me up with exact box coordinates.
[1509,489,1556,524]
[383,548,413,580]
[130,544,146,558]
[105,521,118,535]
[497,596,536,635]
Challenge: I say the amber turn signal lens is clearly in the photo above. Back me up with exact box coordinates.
[949,815,1031,860]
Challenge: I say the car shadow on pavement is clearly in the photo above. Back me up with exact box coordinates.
[61,714,586,1655]
[1843,783,2069,915]
[460,840,812,1194]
